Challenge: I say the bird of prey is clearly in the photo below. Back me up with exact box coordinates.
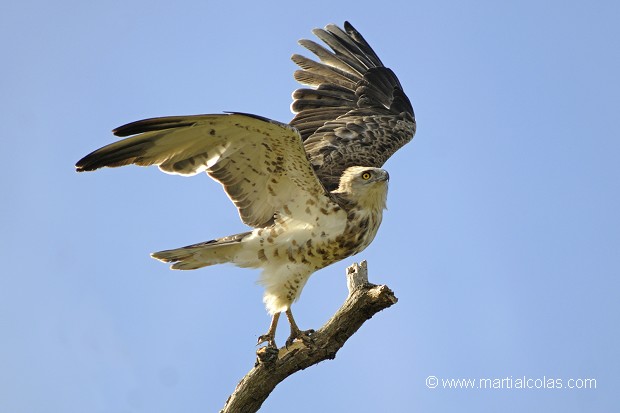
[76,22,416,347]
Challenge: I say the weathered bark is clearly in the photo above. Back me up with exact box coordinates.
[220,261,398,413]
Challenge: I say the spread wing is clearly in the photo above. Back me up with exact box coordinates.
[291,21,416,190]
[76,113,331,228]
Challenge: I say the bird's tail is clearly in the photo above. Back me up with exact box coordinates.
[151,231,252,270]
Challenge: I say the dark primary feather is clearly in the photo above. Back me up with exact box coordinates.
[291,21,416,190]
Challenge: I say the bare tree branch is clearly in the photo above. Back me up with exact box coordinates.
[220,260,398,413]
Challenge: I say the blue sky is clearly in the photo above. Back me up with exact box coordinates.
[1,0,618,411]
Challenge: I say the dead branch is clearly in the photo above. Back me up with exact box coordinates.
[220,260,398,412]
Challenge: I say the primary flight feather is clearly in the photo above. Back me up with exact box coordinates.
[76,22,415,347]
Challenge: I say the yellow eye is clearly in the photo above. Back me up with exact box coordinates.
[361,172,372,180]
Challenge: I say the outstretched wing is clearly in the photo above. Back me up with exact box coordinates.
[76,113,331,228]
[291,21,416,190]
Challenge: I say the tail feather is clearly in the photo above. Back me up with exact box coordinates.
[151,231,251,270]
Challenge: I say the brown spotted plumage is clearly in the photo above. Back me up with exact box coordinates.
[75,22,414,348]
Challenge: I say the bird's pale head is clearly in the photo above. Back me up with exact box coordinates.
[334,166,389,210]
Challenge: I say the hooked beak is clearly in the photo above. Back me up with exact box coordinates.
[380,170,390,182]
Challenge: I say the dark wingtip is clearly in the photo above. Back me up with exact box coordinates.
[75,158,104,173]
[75,154,97,172]
[343,21,359,36]
[113,115,210,137]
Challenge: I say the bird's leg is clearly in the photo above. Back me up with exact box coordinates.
[257,312,280,348]
[284,308,315,348]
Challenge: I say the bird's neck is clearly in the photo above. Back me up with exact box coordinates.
[332,186,387,212]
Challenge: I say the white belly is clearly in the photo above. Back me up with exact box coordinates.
[237,207,348,314]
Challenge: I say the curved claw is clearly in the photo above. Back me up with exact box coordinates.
[257,312,280,348]
[257,333,277,348]
[285,328,315,348]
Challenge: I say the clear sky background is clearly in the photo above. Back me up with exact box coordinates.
[1,0,618,412]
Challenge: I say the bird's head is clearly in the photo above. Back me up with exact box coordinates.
[334,166,389,211]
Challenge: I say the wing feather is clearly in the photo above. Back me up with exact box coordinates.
[77,22,416,204]
[76,113,331,228]
[291,21,416,190]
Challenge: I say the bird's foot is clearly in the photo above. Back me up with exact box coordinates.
[256,333,277,348]
[257,313,280,348]
[285,328,315,348]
